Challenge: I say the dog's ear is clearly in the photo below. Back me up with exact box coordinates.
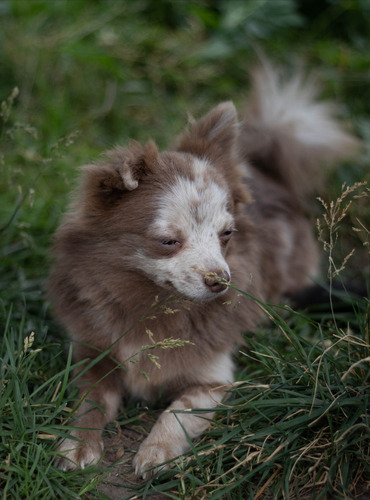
[80,140,158,209]
[175,102,239,161]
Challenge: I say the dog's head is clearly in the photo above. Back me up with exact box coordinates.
[76,102,251,302]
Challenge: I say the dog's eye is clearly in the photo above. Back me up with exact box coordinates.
[220,229,233,245]
[220,229,233,238]
[161,240,179,246]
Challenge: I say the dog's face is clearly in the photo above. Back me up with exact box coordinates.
[79,102,250,302]
[136,154,234,301]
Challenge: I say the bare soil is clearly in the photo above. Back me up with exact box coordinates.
[95,414,171,500]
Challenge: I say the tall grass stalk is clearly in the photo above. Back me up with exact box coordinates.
[317,182,369,331]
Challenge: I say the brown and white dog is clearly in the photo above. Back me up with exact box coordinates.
[49,64,356,478]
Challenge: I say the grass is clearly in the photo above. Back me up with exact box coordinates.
[134,299,369,499]
[132,270,369,499]
[1,0,369,498]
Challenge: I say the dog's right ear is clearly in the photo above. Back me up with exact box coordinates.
[79,140,158,210]
[175,102,239,162]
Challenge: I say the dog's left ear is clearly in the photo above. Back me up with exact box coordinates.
[175,101,238,161]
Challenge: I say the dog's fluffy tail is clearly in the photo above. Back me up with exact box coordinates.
[239,64,359,202]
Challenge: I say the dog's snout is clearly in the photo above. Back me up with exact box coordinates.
[204,269,230,293]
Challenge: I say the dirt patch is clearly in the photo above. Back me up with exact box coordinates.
[97,428,141,499]
[95,414,171,500]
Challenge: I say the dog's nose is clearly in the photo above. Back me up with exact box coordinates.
[204,269,230,293]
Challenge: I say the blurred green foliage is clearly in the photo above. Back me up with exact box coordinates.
[2,0,370,148]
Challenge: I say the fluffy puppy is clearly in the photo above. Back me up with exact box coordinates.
[49,65,356,478]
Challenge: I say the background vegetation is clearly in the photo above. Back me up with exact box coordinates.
[0,0,369,498]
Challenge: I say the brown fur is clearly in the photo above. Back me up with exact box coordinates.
[49,66,356,476]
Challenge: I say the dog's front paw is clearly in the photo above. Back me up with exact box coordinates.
[54,431,103,471]
[133,441,177,479]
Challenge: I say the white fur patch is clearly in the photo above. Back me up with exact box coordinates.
[193,351,234,386]
[153,158,232,234]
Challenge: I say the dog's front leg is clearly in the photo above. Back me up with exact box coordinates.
[133,384,226,479]
[55,362,122,471]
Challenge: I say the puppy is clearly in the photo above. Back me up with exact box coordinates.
[49,64,356,478]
